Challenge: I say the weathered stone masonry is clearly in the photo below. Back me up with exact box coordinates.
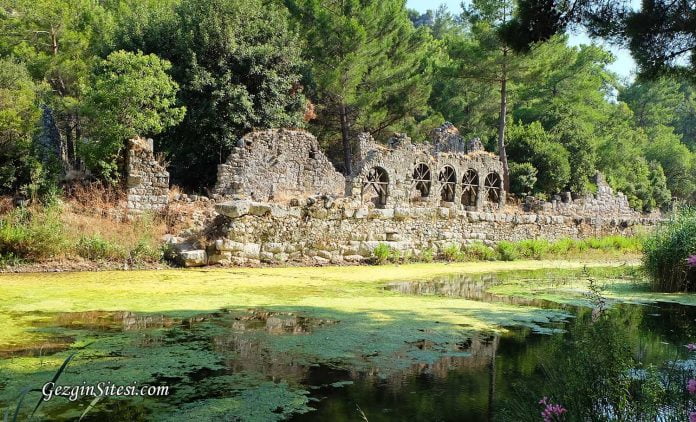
[126,137,169,212]
[214,129,345,201]
[171,125,660,267]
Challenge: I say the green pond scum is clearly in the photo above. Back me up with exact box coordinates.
[1,260,695,420]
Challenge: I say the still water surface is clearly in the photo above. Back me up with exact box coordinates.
[1,269,694,421]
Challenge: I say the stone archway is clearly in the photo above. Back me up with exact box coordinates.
[484,172,502,203]
[439,166,457,202]
[412,163,432,200]
[462,169,479,207]
[362,166,389,207]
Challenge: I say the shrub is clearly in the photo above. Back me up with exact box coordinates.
[516,239,550,259]
[419,248,435,263]
[76,235,124,261]
[509,162,538,196]
[496,241,519,261]
[643,208,696,292]
[0,205,67,260]
[373,243,391,264]
[442,244,463,262]
[548,238,574,255]
[462,242,497,261]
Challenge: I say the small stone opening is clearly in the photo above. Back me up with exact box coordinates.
[462,169,479,207]
[439,166,457,202]
[484,172,502,203]
[362,166,389,207]
[412,163,431,200]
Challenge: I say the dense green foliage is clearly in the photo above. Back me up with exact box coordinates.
[643,208,696,292]
[114,0,307,187]
[0,58,44,195]
[284,0,441,173]
[81,50,184,181]
[0,0,694,206]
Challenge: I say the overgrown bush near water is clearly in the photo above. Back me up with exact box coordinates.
[501,282,696,421]
[0,201,165,267]
[643,208,696,292]
[0,204,67,260]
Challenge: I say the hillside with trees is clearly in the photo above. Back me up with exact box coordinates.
[0,0,694,211]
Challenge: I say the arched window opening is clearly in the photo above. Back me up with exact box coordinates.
[362,167,389,207]
[439,166,456,202]
[462,169,479,207]
[484,173,502,203]
[412,164,431,199]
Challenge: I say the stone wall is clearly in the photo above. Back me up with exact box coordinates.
[169,123,662,267]
[126,137,169,212]
[214,129,345,201]
[171,192,659,267]
[349,130,504,211]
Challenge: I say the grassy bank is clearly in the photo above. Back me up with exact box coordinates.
[373,235,643,264]
[0,201,165,268]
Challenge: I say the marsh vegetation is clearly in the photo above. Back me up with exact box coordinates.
[1,263,695,420]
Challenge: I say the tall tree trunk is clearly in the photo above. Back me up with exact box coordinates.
[498,54,510,192]
[339,103,352,175]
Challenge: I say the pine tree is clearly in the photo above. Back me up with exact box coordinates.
[285,0,440,174]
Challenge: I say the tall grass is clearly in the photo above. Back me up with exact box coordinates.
[0,200,164,267]
[643,208,696,292]
[0,205,67,260]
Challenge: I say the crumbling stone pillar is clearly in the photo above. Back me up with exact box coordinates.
[126,137,169,213]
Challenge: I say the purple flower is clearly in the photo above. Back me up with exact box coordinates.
[687,255,696,267]
[539,397,567,422]
[690,412,696,422]
[687,343,696,352]
[688,379,696,394]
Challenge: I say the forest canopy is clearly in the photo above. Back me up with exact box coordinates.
[0,0,694,211]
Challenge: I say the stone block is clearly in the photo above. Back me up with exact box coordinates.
[386,231,400,241]
[369,208,394,219]
[179,250,207,267]
[394,208,410,220]
[354,208,369,219]
[241,243,261,259]
[437,207,450,219]
[216,200,251,218]
[249,202,272,216]
[208,252,232,266]
[215,239,245,252]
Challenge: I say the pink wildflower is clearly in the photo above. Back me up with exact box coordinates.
[688,379,696,394]
[539,397,567,422]
[687,343,696,352]
[687,255,696,267]
[690,412,696,422]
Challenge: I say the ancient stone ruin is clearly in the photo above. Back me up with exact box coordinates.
[348,127,504,211]
[214,129,345,201]
[167,123,661,267]
[126,137,169,213]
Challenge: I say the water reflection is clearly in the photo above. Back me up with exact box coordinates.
[386,273,559,308]
[37,311,178,332]
[2,270,695,422]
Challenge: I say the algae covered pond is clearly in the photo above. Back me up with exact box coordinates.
[1,261,695,421]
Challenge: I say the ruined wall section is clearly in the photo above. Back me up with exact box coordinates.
[170,197,660,267]
[214,129,345,201]
[349,132,505,211]
[523,173,643,219]
[126,137,169,212]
